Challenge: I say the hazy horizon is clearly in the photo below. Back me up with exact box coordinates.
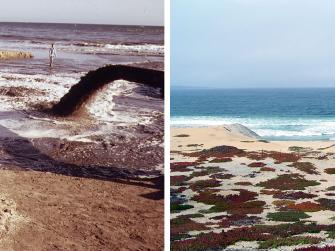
[0,21,163,27]
[172,0,335,88]
[1,0,163,26]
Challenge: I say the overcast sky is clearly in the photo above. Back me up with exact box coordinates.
[172,0,335,88]
[1,0,163,26]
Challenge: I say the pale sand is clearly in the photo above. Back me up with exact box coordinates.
[0,51,33,60]
[171,126,335,153]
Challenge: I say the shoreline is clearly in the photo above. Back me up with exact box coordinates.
[171,125,335,153]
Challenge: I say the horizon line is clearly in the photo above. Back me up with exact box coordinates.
[172,86,335,89]
[0,21,164,28]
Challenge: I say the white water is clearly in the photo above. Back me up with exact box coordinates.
[171,116,335,140]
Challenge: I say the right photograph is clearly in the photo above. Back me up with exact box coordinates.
[170,1,335,250]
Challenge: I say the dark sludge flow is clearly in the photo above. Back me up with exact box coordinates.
[52,65,164,116]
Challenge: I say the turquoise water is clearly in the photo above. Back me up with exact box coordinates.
[171,88,335,141]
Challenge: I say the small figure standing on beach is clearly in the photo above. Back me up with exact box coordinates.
[49,43,57,68]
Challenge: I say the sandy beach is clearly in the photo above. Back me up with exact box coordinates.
[171,125,335,250]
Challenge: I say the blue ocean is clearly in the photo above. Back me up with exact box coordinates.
[171,88,335,141]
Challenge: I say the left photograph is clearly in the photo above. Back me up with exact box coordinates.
[0,0,164,250]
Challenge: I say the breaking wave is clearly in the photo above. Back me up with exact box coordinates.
[171,116,335,140]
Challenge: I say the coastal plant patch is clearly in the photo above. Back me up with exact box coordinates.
[267,211,311,222]
[235,181,253,186]
[286,201,324,212]
[192,189,265,215]
[209,157,232,163]
[317,198,335,211]
[171,162,196,172]
[258,236,322,249]
[273,200,295,208]
[260,167,276,172]
[209,173,235,179]
[171,227,271,251]
[288,146,312,152]
[185,145,245,159]
[248,162,267,167]
[294,246,335,251]
[189,170,210,178]
[216,215,261,228]
[187,144,203,147]
[325,168,335,174]
[260,189,283,195]
[289,162,319,175]
[171,175,191,186]
[171,216,209,241]
[327,231,335,239]
[171,203,194,213]
[246,151,300,163]
[273,191,317,200]
[189,178,222,191]
[174,134,190,137]
[257,174,320,190]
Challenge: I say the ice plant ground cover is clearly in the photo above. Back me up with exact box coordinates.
[171,144,335,251]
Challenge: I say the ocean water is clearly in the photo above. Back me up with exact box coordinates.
[0,22,164,74]
[171,88,335,141]
[0,22,164,138]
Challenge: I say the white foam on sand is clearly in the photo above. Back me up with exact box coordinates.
[87,80,160,126]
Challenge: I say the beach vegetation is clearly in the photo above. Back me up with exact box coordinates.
[325,168,335,174]
[258,236,322,249]
[286,201,324,212]
[288,146,312,152]
[174,134,190,137]
[171,203,194,213]
[171,216,209,241]
[267,211,310,222]
[260,167,276,172]
[209,157,232,163]
[317,198,335,211]
[273,191,317,200]
[257,174,320,190]
[171,175,191,186]
[289,162,319,175]
[294,246,335,251]
[193,189,265,214]
[235,181,253,186]
[248,162,266,167]
[327,186,335,191]
[209,173,234,179]
[171,162,196,172]
[189,179,222,191]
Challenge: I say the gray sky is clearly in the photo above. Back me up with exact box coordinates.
[172,0,335,88]
[1,0,163,26]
